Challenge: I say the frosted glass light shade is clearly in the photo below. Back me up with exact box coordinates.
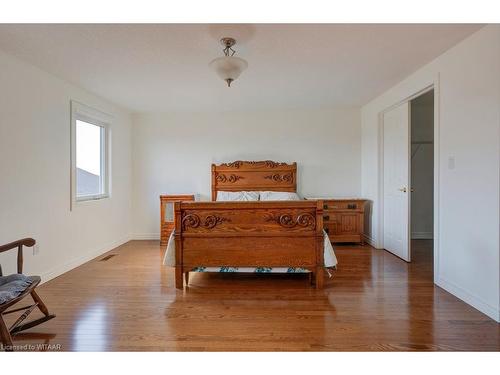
[209,56,248,86]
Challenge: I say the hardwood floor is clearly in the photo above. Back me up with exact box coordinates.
[3,239,499,351]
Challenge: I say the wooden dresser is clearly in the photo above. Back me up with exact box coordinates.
[160,194,195,246]
[307,198,367,245]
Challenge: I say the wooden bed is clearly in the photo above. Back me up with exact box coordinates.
[173,161,324,289]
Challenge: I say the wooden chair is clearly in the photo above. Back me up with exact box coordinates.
[0,238,55,351]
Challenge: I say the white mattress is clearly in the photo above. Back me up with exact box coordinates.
[162,230,338,272]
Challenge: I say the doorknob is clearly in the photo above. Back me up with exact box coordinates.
[398,187,407,193]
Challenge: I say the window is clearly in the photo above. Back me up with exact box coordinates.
[71,101,111,206]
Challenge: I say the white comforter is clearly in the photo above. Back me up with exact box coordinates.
[162,230,338,270]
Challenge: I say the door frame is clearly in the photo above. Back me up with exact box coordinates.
[377,76,440,281]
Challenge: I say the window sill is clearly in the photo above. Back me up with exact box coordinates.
[76,194,109,203]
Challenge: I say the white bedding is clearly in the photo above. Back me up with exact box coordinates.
[162,230,338,272]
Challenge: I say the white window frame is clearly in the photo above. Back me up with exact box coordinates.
[70,100,112,209]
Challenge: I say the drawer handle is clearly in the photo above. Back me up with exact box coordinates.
[347,204,357,209]
[323,204,328,209]
[323,215,330,220]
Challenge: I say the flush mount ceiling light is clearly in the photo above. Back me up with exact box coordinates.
[209,37,248,87]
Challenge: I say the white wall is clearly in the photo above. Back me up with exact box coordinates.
[361,25,500,321]
[0,50,132,282]
[411,91,434,239]
[131,109,361,238]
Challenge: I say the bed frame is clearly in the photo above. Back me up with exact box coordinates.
[173,161,324,289]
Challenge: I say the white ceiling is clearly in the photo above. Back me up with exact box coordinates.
[0,24,482,112]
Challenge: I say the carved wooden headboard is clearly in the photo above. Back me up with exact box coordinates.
[211,160,297,201]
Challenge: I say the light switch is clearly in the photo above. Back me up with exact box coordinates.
[448,156,455,170]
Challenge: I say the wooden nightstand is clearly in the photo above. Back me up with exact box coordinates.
[160,194,195,246]
[307,198,368,245]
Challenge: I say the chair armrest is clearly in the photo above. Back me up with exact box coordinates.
[0,238,36,275]
[0,238,36,253]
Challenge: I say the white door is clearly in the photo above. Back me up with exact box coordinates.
[383,102,410,262]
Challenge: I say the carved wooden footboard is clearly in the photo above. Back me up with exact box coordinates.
[173,200,324,289]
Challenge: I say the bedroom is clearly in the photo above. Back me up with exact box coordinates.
[0,0,499,370]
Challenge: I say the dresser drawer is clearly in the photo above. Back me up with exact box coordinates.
[322,213,337,223]
[324,222,338,236]
[323,200,363,211]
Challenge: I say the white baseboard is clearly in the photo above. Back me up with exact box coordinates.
[130,233,160,240]
[436,276,499,323]
[40,235,131,284]
[412,231,433,239]
[363,234,379,248]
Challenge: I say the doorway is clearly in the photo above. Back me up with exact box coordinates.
[410,90,434,273]
[382,89,434,269]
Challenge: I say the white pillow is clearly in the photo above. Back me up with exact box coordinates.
[216,191,260,201]
[259,191,302,201]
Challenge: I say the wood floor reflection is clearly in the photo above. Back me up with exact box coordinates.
[3,240,499,351]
